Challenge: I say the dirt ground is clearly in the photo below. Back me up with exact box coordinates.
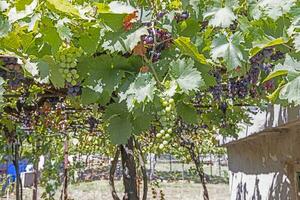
[3,180,230,200]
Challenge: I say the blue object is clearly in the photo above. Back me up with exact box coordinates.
[6,160,28,182]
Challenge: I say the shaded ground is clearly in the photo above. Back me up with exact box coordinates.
[3,180,229,200]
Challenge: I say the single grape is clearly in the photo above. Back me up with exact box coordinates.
[71,80,77,86]
[159,144,164,149]
[71,69,77,74]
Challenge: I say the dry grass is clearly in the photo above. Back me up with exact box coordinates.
[3,180,230,200]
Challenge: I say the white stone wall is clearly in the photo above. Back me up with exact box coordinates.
[230,171,292,200]
[227,125,300,200]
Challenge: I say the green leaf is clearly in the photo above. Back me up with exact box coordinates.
[263,70,288,83]
[46,0,80,17]
[170,58,203,93]
[0,15,10,38]
[279,76,300,105]
[0,31,21,51]
[268,55,300,82]
[132,110,153,134]
[16,0,34,11]
[204,7,236,28]
[36,60,49,79]
[78,27,100,55]
[119,73,156,111]
[104,103,127,121]
[102,26,148,52]
[211,32,244,71]
[177,102,198,124]
[94,3,110,13]
[267,80,286,103]
[252,0,296,20]
[56,22,72,41]
[99,13,126,31]
[107,115,132,144]
[77,55,124,97]
[294,33,300,52]
[45,57,65,88]
[174,37,207,64]
[41,18,62,54]
[178,19,199,37]
[250,37,287,57]
[81,88,101,105]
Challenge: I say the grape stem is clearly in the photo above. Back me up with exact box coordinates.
[147,23,162,87]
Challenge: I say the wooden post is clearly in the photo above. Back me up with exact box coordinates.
[120,137,138,200]
[63,137,68,200]
[210,154,213,176]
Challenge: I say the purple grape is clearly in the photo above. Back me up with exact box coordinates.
[157,12,165,19]
[144,35,154,44]
[181,11,189,20]
[271,51,285,61]
[67,86,81,96]
[262,48,273,58]
[151,52,161,62]
[219,102,227,114]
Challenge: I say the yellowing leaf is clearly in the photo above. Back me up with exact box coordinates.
[174,37,207,64]
[46,0,80,17]
[250,38,287,57]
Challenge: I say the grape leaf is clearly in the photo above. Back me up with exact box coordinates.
[44,56,65,88]
[56,20,72,42]
[16,0,34,11]
[132,109,153,134]
[211,32,244,71]
[108,1,136,14]
[78,27,100,55]
[177,102,198,124]
[178,19,199,37]
[204,7,236,28]
[170,58,204,93]
[40,18,62,54]
[99,13,126,31]
[266,55,300,82]
[104,103,128,121]
[174,37,207,64]
[119,72,156,111]
[107,115,132,144]
[77,55,124,96]
[252,0,296,20]
[263,70,288,83]
[294,33,300,52]
[46,0,80,17]
[0,30,21,51]
[250,37,287,57]
[279,76,300,105]
[102,26,148,52]
[0,15,10,37]
[37,60,49,79]
[24,60,39,77]
[81,88,101,105]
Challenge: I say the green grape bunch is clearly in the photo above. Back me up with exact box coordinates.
[156,95,177,151]
[56,45,83,86]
